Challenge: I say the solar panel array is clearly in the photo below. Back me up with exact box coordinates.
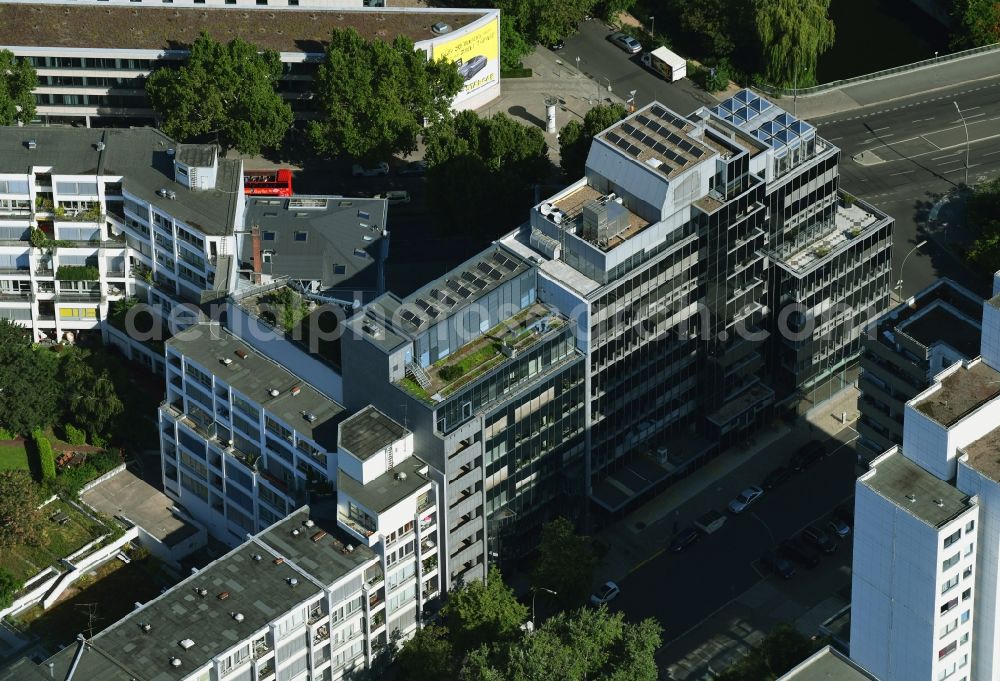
[604,105,709,174]
[397,249,525,332]
[709,89,815,155]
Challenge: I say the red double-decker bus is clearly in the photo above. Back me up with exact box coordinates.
[243,169,293,197]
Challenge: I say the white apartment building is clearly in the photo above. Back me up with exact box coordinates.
[335,406,442,632]
[851,278,1000,681]
[160,322,342,544]
[2,507,423,681]
[0,126,244,370]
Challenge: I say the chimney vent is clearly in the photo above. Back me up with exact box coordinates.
[170,657,182,668]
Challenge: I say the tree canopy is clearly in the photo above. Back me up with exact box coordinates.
[145,32,292,154]
[965,178,1000,273]
[425,110,551,236]
[308,28,462,162]
[0,320,61,435]
[395,625,457,681]
[715,624,817,680]
[754,0,835,89]
[496,0,596,48]
[0,470,42,549]
[558,103,627,178]
[0,49,37,126]
[531,517,598,607]
[951,0,1000,48]
[441,566,529,657]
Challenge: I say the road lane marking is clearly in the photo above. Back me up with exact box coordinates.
[889,170,915,175]
[966,106,981,111]
[870,126,890,132]
[627,547,665,575]
[937,159,963,166]
[931,152,961,160]
[983,150,1000,156]
[965,113,987,119]
[912,117,935,123]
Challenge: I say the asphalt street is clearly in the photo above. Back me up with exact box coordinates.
[602,426,859,663]
[811,77,1000,298]
[554,20,715,118]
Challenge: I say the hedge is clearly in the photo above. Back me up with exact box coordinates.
[55,265,100,281]
[32,428,56,481]
[64,424,87,446]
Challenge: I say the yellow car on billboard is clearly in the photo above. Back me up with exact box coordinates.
[434,18,500,103]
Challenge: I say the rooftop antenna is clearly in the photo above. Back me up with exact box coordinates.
[75,603,101,639]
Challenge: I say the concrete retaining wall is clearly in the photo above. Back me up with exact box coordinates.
[41,527,139,609]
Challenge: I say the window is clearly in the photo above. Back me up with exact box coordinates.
[960,610,970,624]
[942,597,959,614]
[939,641,957,660]
[940,619,957,638]
[962,588,971,601]
[263,231,276,241]
[938,662,956,680]
[944,529,962,549]
[963,565,973,579]
[960,654,969,668]
[960,632,969,645]
[966,520,975,533]
[294,231,307,242]
[942,575,960,594]
[965,543,974,556]
[943,553,961,571]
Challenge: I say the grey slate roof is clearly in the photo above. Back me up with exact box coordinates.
[861,448,973,528]
[338,455,432,514]
[167,323,344,449]
[0,127,241,237]
[339,406,409,461]
[243,195,387,293]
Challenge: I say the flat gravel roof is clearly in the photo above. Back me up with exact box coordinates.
[0,4,487,53]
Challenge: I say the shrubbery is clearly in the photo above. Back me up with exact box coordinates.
[63,424,87,446]
[50,449,123,498]
[0,568,22,609]
[32,428,55,481]
[438,365,466,382]
[0,427,13,440]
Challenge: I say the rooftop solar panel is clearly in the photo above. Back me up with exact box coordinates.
[651,104,667,117]
[492,252,517,271]
[446,280,472,298]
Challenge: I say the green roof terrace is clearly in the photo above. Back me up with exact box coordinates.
[397,302,566,404]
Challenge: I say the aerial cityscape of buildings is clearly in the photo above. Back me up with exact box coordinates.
[1,0,998,679]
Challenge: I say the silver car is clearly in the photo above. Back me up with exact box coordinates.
[610,32,642,55]
[728,485,764,514]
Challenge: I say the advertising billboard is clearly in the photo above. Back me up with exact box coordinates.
[434,17,500,106]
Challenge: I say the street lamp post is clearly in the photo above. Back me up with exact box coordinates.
[649,15,655,40]
[894,240,928,299]
[954,101,970,187]
[531,587,558,632]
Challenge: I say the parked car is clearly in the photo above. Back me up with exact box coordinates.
[728,485,764,514]
[801,525,838,554]
[761,551,796,579]
[669,527,701,553]
[590,581,620,606]
[761,465,792,490]
[791,440,826,471]
[377,190,410,205]
[352,162,389,177]
[398,160,427,176]
[779,538,821,568]
[827,518,851,538]
[548,39,566,50]
[609,32,642,54]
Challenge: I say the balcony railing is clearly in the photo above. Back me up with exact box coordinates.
[367,572,384,588]
[313,625,330,643]
[339,514,375,538]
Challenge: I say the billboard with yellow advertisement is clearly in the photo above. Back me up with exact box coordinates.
[433,17,500,106]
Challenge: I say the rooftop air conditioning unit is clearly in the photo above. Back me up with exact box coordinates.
[232,612,245,623]
[96,141,106,151]
[170,658,182,668]
[222,358,233,366]
[304,519,315,528]
[287,578,298,587]
[268,388,280,397]
[290,386,301,397]
[179,639,195,650]
[346,544,354,552]
[396,471,407,481]
[303,412,317,423]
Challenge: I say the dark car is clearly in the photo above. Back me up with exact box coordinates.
[458,55,488,81]
[669,527,701,553]
[548,39,566,50]
[397,160,427,176]
[762,465,793,490]
[779,538,821,568]
[761,551,796,579]
[801,525,838,554]
[791,440,826,471]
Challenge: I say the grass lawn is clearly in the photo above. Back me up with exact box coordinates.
[9,556,169,650]
[0,500,106,584]
[0,443,30,471]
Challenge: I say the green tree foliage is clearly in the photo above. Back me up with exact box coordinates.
[754,0,835,88]
[441,566,529,657]
[145,32,292,154]
[531,517,597,606]
[396,625,457,681]
[558,103,627,177]
[309,28,462,162]
[465,607,662,681]
[594,0,637,22]
[0,470,42,548]
[500,15,533,70]
[673,0,737,56]
[32,428,56,481]
[951,0,1000,48]
[715,624,817,680]
[0,567,22,610]
[966,178,1000,273]
[0,49,38,126]
[425,110,551,236]
[0,320,61,436]
[497,0,597,47]
[63,424,87,446]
